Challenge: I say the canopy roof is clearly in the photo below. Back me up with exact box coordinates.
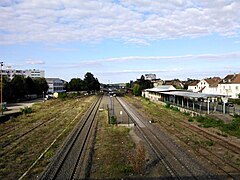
[160,91,226,99]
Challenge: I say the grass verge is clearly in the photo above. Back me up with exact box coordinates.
[189,116,240,138]
[90,110,135,179]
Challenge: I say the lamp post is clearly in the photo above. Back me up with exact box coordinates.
[0,62,3,115]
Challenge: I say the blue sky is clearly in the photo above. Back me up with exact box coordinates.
[1,0,240,83]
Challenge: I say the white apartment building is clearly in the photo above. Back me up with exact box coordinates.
[25,69,45,79]
[218,74,240,99]
[1,67,45,80]
[187,74,240,99]
[46,78,65,93]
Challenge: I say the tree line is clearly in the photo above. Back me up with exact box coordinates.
[3,76,48,102]
[2,72,100,103]
[65,72,100,93]
[132,75,152,96]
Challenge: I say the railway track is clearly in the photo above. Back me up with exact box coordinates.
[125,97,240,179]
[0,101,77,151]
[178,121,240,154]
[41,95,102,180]
[117,97,212,179]
[165,121,240,177]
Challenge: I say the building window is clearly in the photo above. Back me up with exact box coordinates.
[223,86,225,90]
[229,86,231,90]
[236,86,239,91]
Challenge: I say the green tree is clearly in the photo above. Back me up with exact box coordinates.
[94,78,100,91]
[11,75,26,100]
[84,72,100,93]
[25,76,35,94]
[33,78,49,95]
[3,76,12,102]
[126,83,130,88]
[63,82,69,92]
[69,78,85,91]
[132,75,152,95]
[133,84,141,96]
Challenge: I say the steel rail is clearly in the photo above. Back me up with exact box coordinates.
[166,122,240,177]
[121,97,240,179]
[117,97,212,179]
[178,121,240,154]
[41,95,102,180]
[0,102,73,149]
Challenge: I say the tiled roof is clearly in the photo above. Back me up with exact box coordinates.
[204,77,221,87]
[220,73,240,84]
[188,80,199,86]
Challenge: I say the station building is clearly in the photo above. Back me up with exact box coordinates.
[142,86,236,115]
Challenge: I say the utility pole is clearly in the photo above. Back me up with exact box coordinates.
[0,62,3,115]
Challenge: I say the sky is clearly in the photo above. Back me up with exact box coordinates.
[1,0,240,84]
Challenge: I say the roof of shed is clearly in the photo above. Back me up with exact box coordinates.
[160,91,225,99]
[145,85,176,92]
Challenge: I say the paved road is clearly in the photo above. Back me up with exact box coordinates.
[3,99,43,115]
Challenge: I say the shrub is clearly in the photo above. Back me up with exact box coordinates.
[165,103,170,108]
[110,116,117,125]
[58,92,67,99]
[188,118,194,122]
[171,106,180,111]
[184,112,190,116]
[233,114,240,118]
[222,118,240,131]
[20,106,32,114]
[228,98,240,105]
[205,140,214,146]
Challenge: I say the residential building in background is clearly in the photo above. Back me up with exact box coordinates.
[185,80,199,91]
[145,74,156,81]
[46,78,65,93]
[195,77,221,94]
[152,79,164,87]
[218,73,240,99]
[164,79,184,89]
[1,66,45,80]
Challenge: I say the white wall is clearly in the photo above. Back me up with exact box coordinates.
[218,83,240,98]
[188,85,198,92]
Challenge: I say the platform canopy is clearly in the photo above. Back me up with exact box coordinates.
[145,85,176,92]
[160,90,226,99]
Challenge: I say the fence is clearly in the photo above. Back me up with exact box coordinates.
[164,99,240,115]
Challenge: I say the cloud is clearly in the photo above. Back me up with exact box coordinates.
[72,51,240,66]
[0,0,240,44]
[25,59,45,65]
[97,69,170,75]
